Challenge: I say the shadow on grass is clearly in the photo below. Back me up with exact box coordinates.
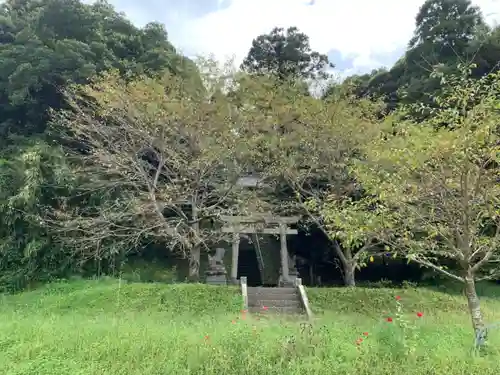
[351,278,500,299]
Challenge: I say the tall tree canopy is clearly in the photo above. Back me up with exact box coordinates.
[0,0,200,290]
[241,26,333,81]
[49,68,255,280]
[0,0,198,138]
[338,0,500,115]
[347,67,500,336]
[402,0,484,102]
[408,0,482,51]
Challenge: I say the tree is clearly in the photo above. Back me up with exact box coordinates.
[346,0,492,116]
[0,139,77,291]
[0,0,197,138]
[349,66,500,339]
[408,0,483,53]
[305,195,396,286]
[401,0,484,107]
[241,26,333,81]
[285,97,383,287]
[0,0,203,287]
[468,25,500,77]
[48,68,249,280]
[235,74,381,286]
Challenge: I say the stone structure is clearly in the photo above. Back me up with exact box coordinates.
[279,254,298,287]
[220,214,300,285]
[210,175,300,286]
[205,247,227,285]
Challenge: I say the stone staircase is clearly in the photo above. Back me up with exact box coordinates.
[241,277,313,318]
[247,286,304,314]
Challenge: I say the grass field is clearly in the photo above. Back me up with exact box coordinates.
[1,279,500,375]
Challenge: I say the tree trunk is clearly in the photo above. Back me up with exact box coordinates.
[333,241,356,287]
[188,204,200,282]
[343,263,356,287]
[188,246,200,281]
[464,271,485,340]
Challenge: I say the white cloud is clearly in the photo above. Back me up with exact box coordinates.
[171,0,500,73]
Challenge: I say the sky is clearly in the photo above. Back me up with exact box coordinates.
[107,0,500,76]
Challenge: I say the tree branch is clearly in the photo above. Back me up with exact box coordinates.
[412,256,464,283]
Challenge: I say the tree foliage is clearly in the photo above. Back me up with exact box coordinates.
[0,0,200,289]
[231,73,382,285]
[48,67,253,279]
[0,0,197,138]
[408,0,482,51]
[241,26,333,81]
[347,66,500,334]
[337,0,500,117]
[0,139,77,291]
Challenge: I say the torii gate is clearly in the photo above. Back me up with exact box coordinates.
[220,214,300,285]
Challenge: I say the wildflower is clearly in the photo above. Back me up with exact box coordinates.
[204,335,210,341]
[416,312,423,318]
[355,338,363,345]
[386,317,393,322]
[241,309,248,314]
[262,306,268,311]
[363,332,369,336]
[395,295,401,301]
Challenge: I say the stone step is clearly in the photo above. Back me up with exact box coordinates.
[248,296,300,304]
[248,294,299,303]
[248,294,298,302]
[247,287,296,293]
[249,305,304,314]
[247,288,297,297]
[248,299,302,308]
[245,286,306,316]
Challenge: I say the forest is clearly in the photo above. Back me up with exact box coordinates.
[0,0,499,327]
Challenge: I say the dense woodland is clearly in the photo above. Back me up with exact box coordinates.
[0,0,499,332]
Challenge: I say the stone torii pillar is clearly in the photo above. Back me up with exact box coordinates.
[279,223,290,283]
[231,230,240,284]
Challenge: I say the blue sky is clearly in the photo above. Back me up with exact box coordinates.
[105,0,499,76]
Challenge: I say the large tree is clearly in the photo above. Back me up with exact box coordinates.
[348,66,500,340]
[49,68,250,280]
[233,74,382,286]
[0,0,197,138]
[402,0,484,104]
[0,0,200,288]
[241,26,333,81]
[342,0,494,116]
[408,0,483,54]
[0,138,76,291]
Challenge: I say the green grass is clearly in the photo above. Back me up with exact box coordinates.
[2,279,500,374]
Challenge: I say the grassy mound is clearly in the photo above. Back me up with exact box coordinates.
[1,279,500,374]
[1,278,241,316]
